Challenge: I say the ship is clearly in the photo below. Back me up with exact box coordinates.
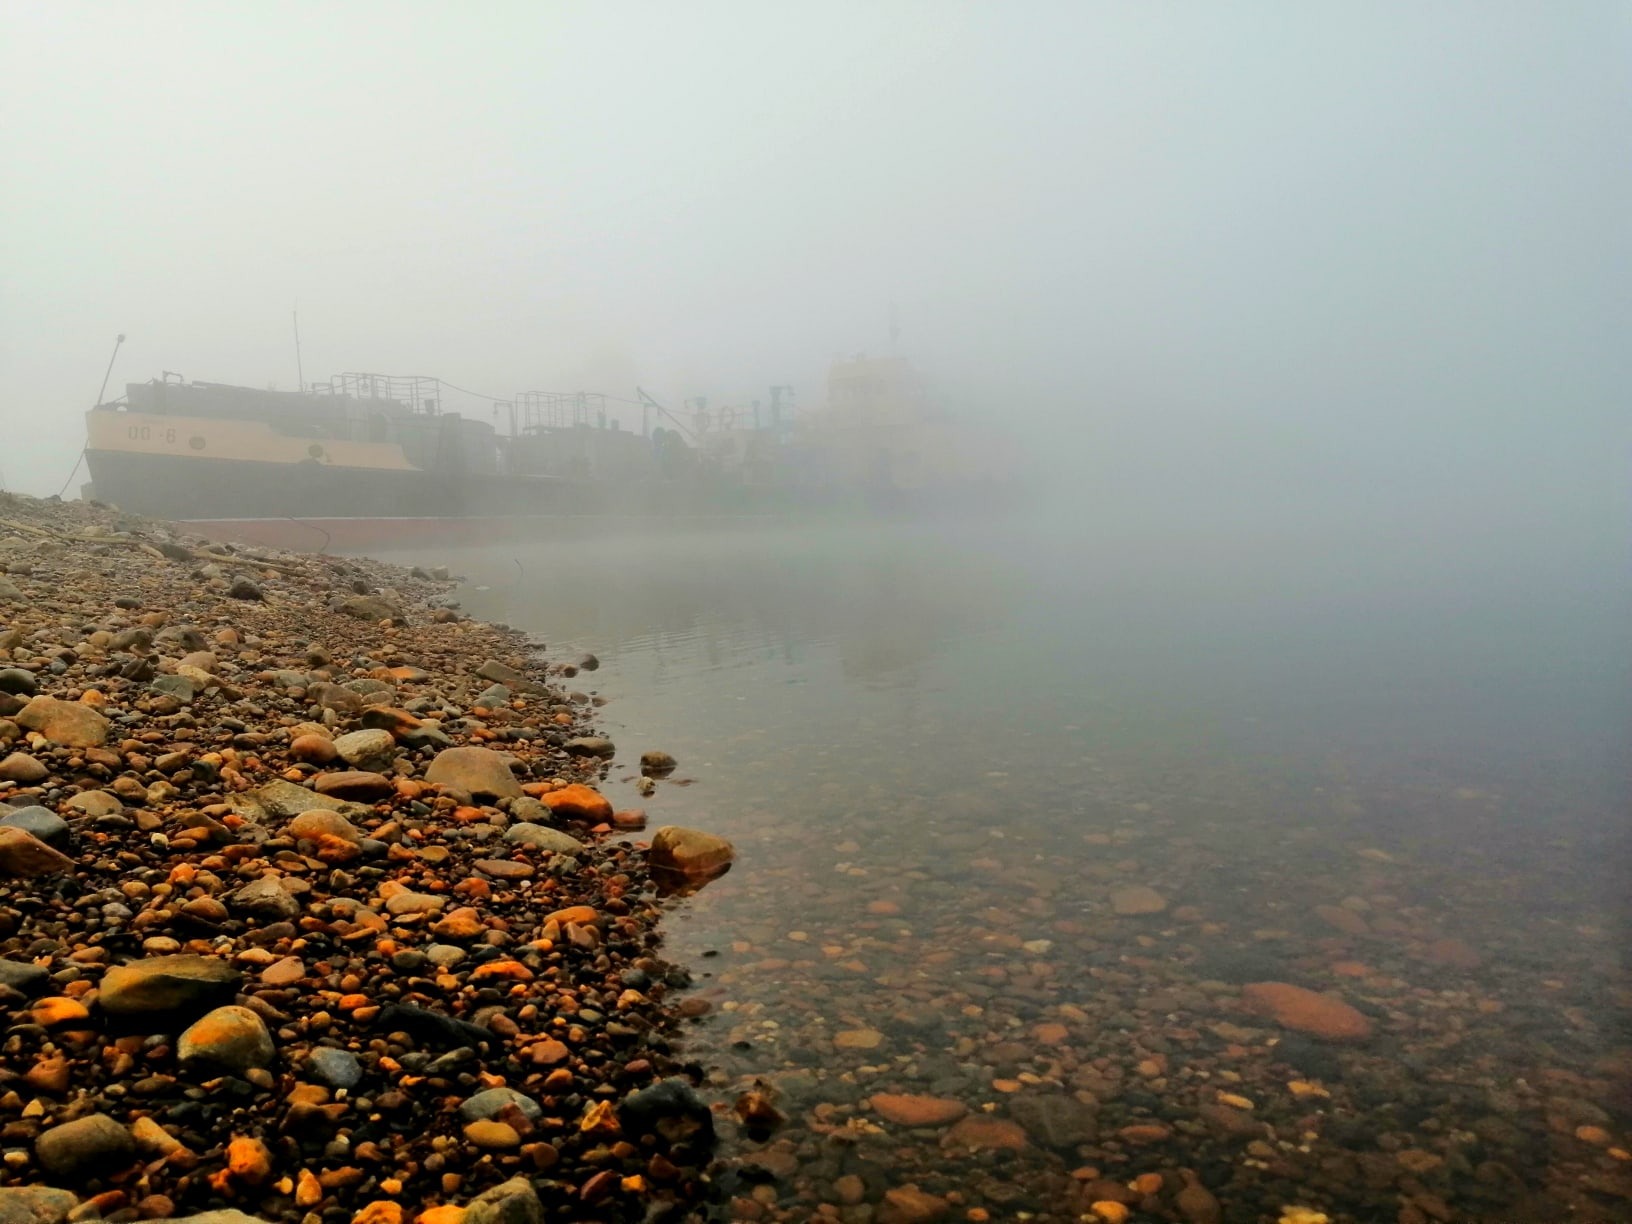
[82,357,1017,549]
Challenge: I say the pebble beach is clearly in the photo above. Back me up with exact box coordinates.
[0,492,733,1223]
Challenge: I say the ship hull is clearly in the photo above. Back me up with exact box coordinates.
[84,447,808,548]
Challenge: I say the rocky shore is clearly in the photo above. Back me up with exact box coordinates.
[0,493,734,1223]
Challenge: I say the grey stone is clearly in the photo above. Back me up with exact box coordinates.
[474,683,511,708]
[460,1087,542,1122]
[251,779,331,818]
[0,807,69,848]
[425,943,466,968]
[229,876,300,921]
[503,823,585,855]
[1008,1094,1099,1149]
[154,624,206,652]
[565,736,616,758]
[307,1046,362,1090]
[338,595,402,622]
[462,1176,544,1224]
[0,668,39,696]
[331,728,397,771]
[0,1185,78,1224]
[475,658,532,688]
[149,674,196,702]
[0,958,48,994]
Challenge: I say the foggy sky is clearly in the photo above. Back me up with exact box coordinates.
[1,2,1626,536]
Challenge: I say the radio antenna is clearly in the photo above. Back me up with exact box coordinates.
[293,310,306,392]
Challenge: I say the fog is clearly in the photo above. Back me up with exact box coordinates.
[2,2,1626,552]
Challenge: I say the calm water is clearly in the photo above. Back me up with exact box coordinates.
[384,515,1629,1222]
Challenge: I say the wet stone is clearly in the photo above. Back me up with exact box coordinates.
[0,806,70,848]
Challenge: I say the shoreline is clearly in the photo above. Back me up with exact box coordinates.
[0,491,732,1222]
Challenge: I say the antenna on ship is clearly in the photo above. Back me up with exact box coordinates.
[54,332,126,499]
[95,334,126,409]
[292,310,306,392]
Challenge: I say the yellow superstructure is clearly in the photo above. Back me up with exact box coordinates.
[799,356,1016,491]
[86,410,420,471]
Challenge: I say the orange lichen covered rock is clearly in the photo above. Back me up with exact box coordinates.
[540,784,613,823]
[648,826,735,881]
[943,1116,1028,1151]
[870,1094,968,1127]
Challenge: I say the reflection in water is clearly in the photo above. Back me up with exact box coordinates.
[384,518,1630,1222]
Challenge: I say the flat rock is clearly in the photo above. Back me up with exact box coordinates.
[1315,905,1370,936]
[870,1094,968,1127]
[943,1115,1029,1152]
[564,736,615,758]
[149,675,196,703]
[0,827,74,878]
[100,954,242,1016]
[424,746,522,799]
[15,696,109,747]
[503,823,585,854]
[461,1087,543,1122]
[312,770,394,800]
[331,728,397,771]
[1008,1094,1099,1149]
[339,595,402,622]
[878,1187,949,1224]
[474,858,533,881]
[384,890,446,915]
[230,876,300,921]
[834,1028,884,1050]
[251,780,332,819]
[1109,885,1168,915]
[1242,981,1373,1041]
[1419,937,1482,969]
[178,1004,275,1073]
[475,659,541,694]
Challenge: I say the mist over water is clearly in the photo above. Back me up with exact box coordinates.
[383,509,1630,1216]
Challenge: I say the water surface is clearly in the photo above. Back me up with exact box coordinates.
[384,515,1629,1222]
